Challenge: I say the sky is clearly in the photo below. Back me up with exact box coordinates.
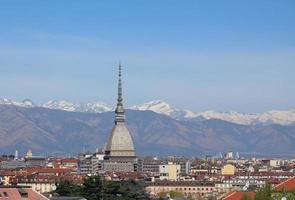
[0,0,294,113]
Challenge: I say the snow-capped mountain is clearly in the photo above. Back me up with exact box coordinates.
[0,98,35,108]
[42,100,78,112]
[131,100,198,120]
[1,98,295,125]
[194,110,295,125]
[257,110,295,125]
[0,98,112,113]
[42,100,113,113]
[195,110,258,125]
[131,100,295,125]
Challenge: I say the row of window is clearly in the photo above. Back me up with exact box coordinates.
[153,187,214,192]
[175,187,213,191]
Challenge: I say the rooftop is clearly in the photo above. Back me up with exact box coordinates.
[0,187,49,200]
[224,191,255,200]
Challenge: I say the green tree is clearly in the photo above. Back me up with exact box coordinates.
[53,176,150,200]
[54,180,82,196]
[169,190,184,199]
[255,184,272,200]
[81,176,103,200]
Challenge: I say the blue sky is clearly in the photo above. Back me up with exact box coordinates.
[0,0,294,112]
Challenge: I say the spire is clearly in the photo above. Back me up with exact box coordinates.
[115,64,125,124]
[118,63,123,105]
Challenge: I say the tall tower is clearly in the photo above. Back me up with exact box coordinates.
[103,64,136,172]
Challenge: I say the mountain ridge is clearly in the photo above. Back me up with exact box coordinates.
[1,104,295,156]
[1,98,295,126]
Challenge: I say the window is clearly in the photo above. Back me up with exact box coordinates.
[3,192,8,197]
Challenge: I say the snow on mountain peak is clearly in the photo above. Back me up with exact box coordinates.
[258,109,295,125]
[0,98,35,108]
[131,100,197,119]
[196,110,258,125]
[42,100,77,112]
[0,98,295,125]
[131,100,174,115]
[83,102,113,113]
[21,99,35,107]
[42,100,113,113]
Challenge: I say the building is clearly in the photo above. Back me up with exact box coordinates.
[159,162,181,181]
[0,186,49,200]
[225,152,234,159]
[60,158,78,169]
[25,156,46,167]
[50,197,86,200]
[146,181,216,199]
[78,155,93,175]
[13,174,84,194]
[215,182,233,194]
[0,160,27,169]
[77,152,105,175]
[103,65,137,172]
[138,157,163,173]
[26,149,33,158]
[165,157,191,175]
[221,164,236,176]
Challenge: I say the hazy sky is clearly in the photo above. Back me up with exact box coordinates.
[0,0,294,112]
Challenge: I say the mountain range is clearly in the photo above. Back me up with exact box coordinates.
[1,103,295,157]
[1,98,295,126]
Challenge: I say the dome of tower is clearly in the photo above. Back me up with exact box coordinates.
[106,123,135,157]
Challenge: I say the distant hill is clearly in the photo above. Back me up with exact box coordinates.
[0,104,295,156]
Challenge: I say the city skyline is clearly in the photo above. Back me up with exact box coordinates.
[0,1,294,112]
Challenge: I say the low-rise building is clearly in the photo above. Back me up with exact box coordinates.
[159,162,181,181]
[138,157,163,174]
[146,181,216,199]
[0,186,49,200]
[12,175,84,194]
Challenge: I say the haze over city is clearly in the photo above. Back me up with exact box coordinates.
[0,1,294,113]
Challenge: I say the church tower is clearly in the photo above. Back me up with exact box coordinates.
[103,64,136,172]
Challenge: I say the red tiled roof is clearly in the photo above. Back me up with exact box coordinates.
[275,176,295,191]
[0,188,49,200]
[224,191,255,200]
[61,158,78,163]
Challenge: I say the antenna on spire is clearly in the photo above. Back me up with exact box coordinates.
[115,63,125,124]
[117,63,123,105]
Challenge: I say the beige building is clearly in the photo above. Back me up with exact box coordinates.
[215,182,234,194]
[159,162,181,181]
[146,181,216,199]
[17,182,55,194]
[221,164,236,175]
